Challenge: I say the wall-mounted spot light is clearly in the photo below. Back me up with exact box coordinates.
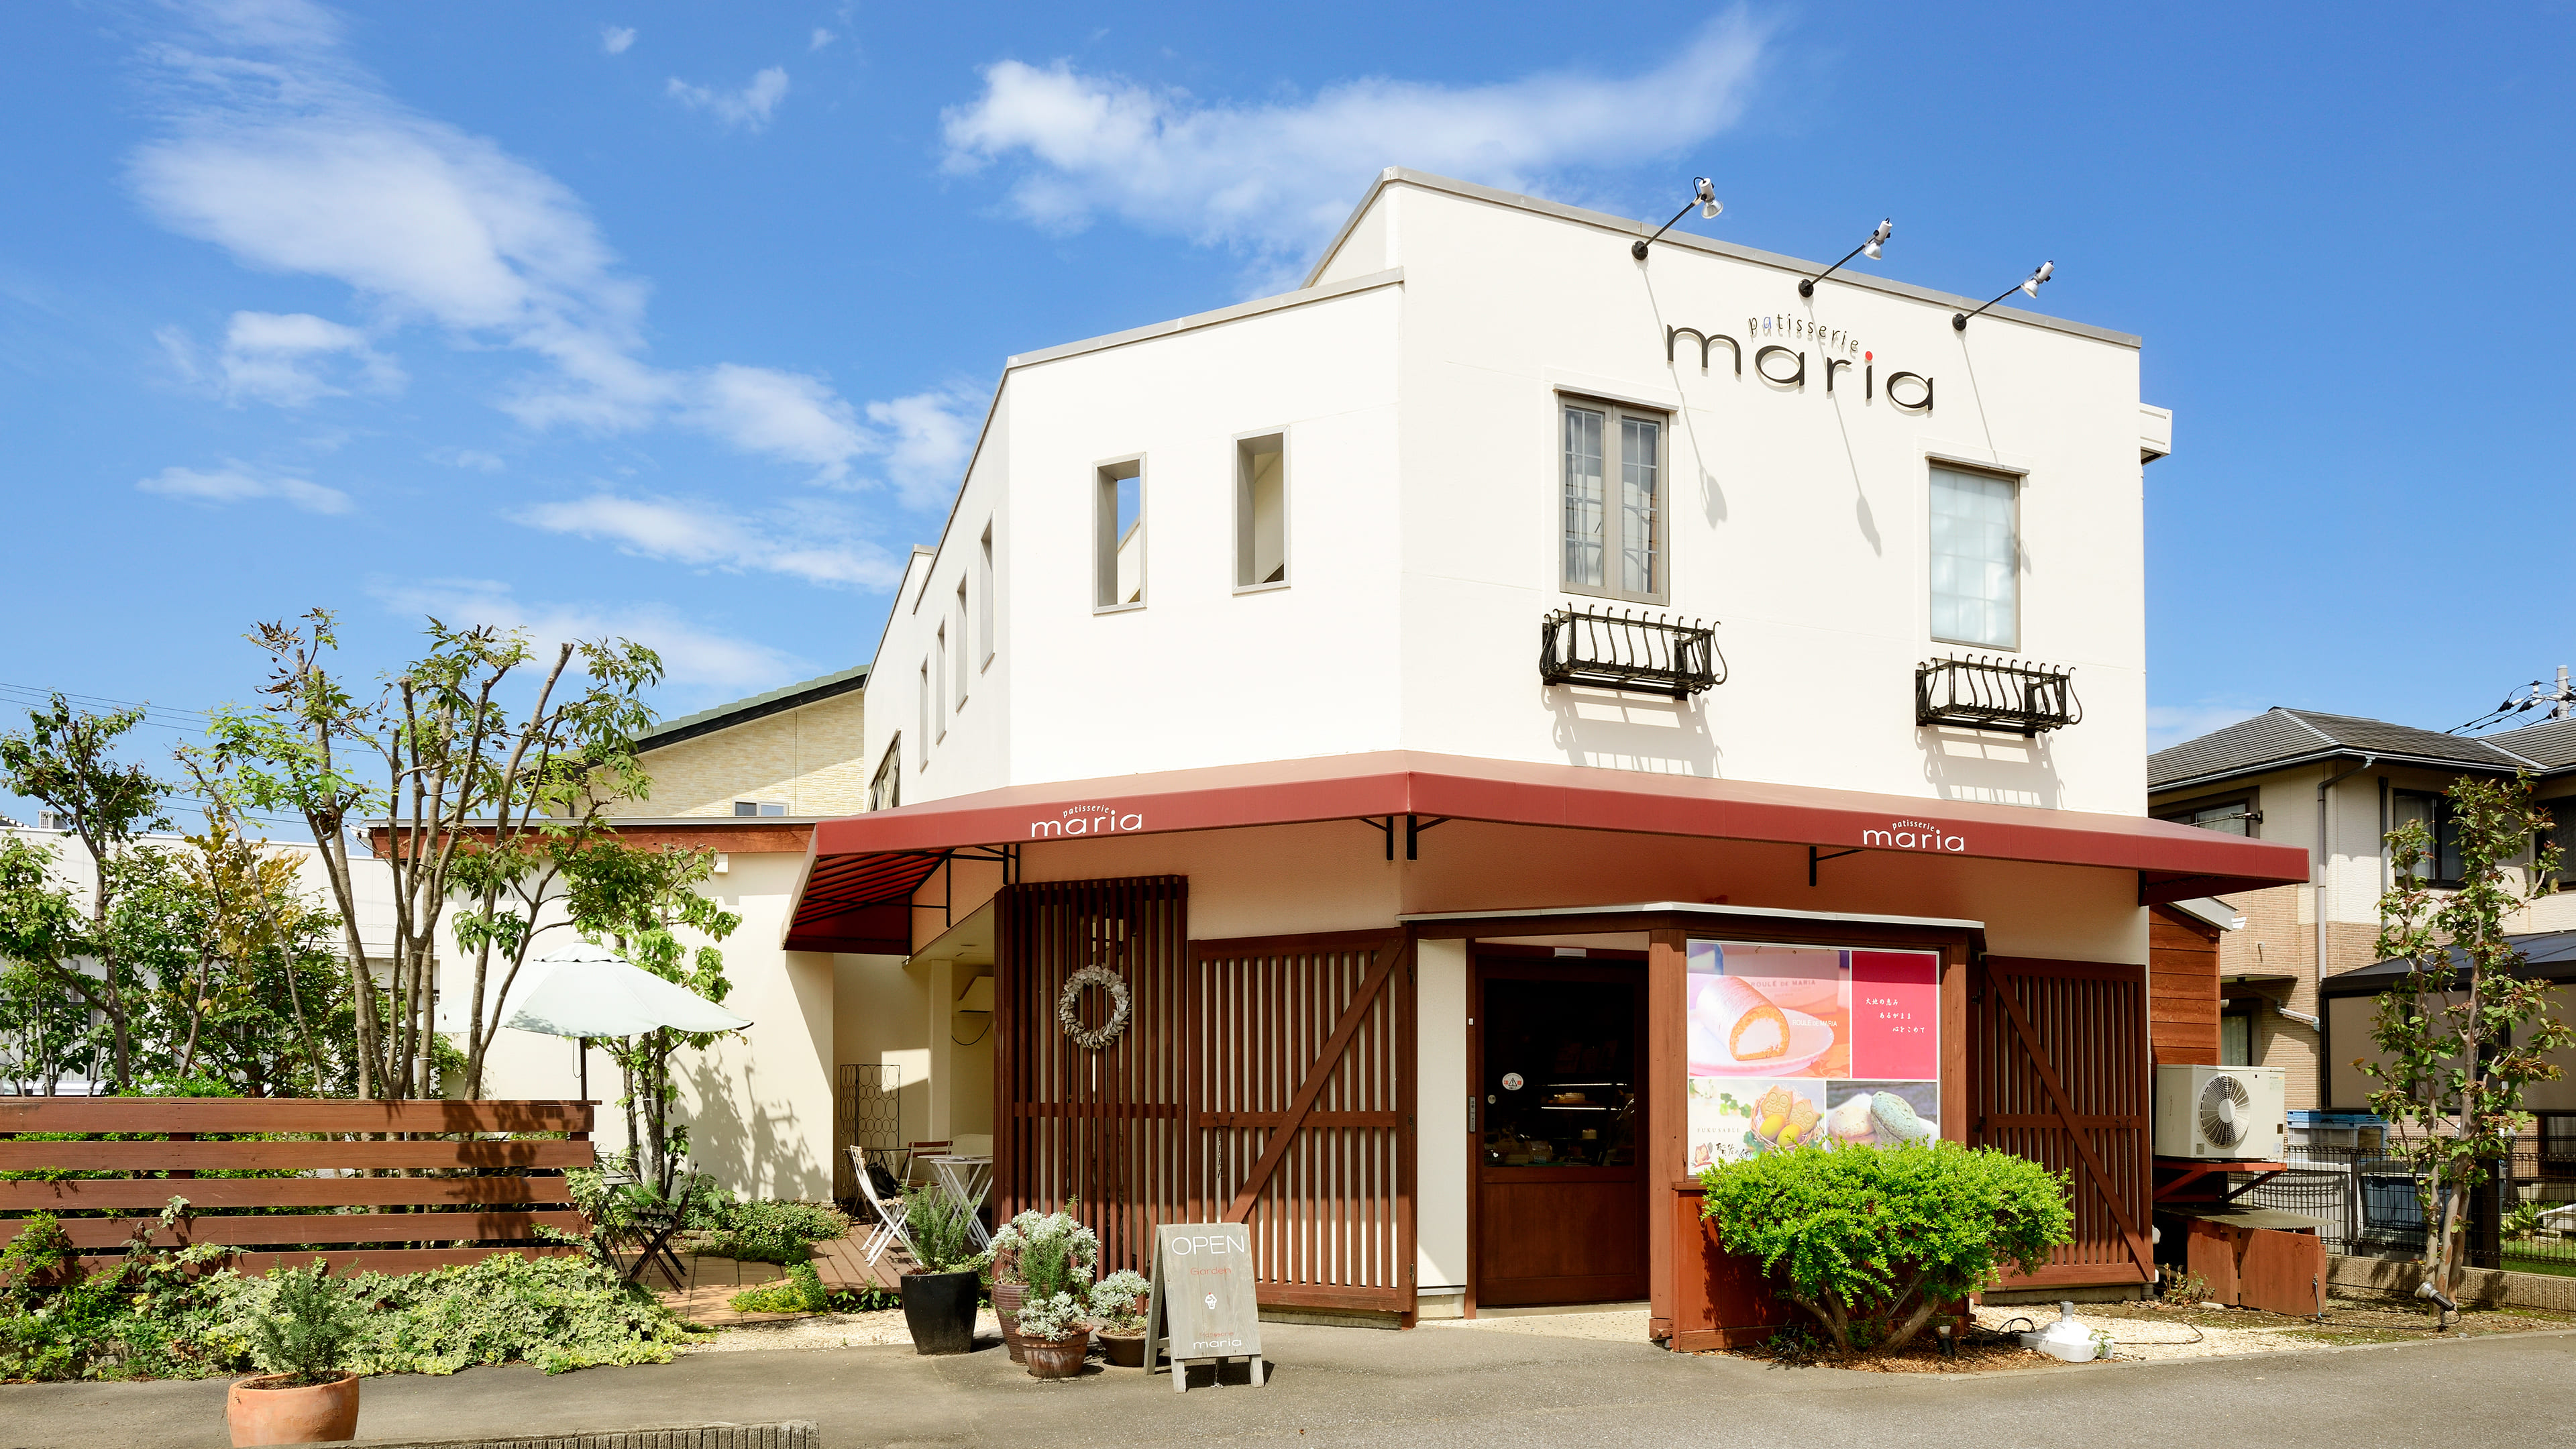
[1799,219,1892,297]
[1952,261,2053,330]
[1632,177,1721,262]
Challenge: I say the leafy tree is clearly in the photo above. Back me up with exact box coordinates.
[0,698,172,1091]
[2366,773,2570,1327]
[0,839,92,1093]
[1697,1142,2073,1353]
[558,840,740,1194]
[201,610,661,1099]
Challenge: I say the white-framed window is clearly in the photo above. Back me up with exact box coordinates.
[731,800,787,817]
[1929,466,2019,650]
[933,624,949,741]
[1560,397,1666,603]
[918,660,930,767]
[954,580,970,710]
[977,523,996,667]
[1095,458,1144,610]
[1235,432,1287,590]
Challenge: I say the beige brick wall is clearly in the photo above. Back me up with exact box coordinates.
[612,691,871,819]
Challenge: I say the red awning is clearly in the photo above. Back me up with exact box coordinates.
[784,750,2310,951]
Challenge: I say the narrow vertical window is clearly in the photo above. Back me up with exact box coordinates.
[1560,398,1666,603]
[955,580,970,708]
[1235,433,1287,588]
[1928,466,2019,649]
[1562,405,1606,591]
[917,661,930,767]
[1619,415,1661,597]
[1095,460,1144,608]
[871,737,901,810]
[933,624,948,740]
[977,523,996,667]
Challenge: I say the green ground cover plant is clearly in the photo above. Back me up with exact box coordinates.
[0,1205,699,1383]
[1698,1141,2073,1353]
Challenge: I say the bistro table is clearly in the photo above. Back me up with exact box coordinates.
[924,1155,995,1248]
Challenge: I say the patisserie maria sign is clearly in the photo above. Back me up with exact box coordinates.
[1682,940,1941,1174]
[1028,803,1145,838]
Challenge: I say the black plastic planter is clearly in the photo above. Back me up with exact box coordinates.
[900,1269,980,1355]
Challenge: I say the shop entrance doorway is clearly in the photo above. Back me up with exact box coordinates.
[1471,955,1648,1307]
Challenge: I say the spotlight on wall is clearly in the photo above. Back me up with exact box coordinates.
[1799,218,1894,297]
[1951,260,2055,331]
[1633,177,1721,261]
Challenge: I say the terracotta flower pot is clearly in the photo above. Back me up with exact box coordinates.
[993,1280,1028,1363]
[227,1371,360,1446]
[1097,1329,1148,1368]
[1022,1326,1092,1380]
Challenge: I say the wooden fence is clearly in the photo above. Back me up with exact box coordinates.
[0,1097,594,1277]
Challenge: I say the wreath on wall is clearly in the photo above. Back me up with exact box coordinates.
[1056,965,1132,1051]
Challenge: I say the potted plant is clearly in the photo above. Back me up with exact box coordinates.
[227,1263,362,1446]
[1012,1230,1093,1381]
[1087,1269,1152,1368]
[898,1186,982,1355]
[985,1202,1099,1364]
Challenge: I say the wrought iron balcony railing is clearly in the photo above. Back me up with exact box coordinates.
[1540,606,1724,699]
[1915,653,2082,735]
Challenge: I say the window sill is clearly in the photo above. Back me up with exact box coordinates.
[1558,584,1670,608]
[1092,601,1147,615]
[1232,580,1291,596]
[1931,635,2020,654]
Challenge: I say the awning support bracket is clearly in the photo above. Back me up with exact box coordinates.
[1366,815,1452,861]
[1809,845,1863,887]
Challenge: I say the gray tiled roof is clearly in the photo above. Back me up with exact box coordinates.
[2149,707,2542,793]
[2485,716,2576,771]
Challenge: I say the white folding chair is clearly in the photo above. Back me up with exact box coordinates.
[850,1145,915,1269]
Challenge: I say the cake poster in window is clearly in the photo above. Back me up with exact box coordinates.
[1684,941,1941,1167]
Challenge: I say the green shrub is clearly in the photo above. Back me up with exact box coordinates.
[1697,1142,2072,1352]
[902,1187,979,1274]
[708,1200,851,1265]
[728,1262,831,1315]
[245,1263,358,1385]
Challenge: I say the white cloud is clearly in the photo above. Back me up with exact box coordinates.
[600,25,636,56]
[865,387,984,509]
[369,577,805,694]
[124,7,951,496]
[809,28,835,51]
[666,66,790,131]
[941,11,1770,268]
[430,446,503,471]
[517,492,901,589]
[690,364,867,480]
[138,463,352,514]
[161,309,405,407]
[2147,703,2268,755]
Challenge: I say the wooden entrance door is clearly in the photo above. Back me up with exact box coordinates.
[1472,957,1648,1307]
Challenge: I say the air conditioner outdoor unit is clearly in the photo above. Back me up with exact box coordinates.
[2153,1064,2287,1161]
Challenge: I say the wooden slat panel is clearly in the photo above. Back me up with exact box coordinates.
[7,1210,588,1250]
[0,1098,592,1136]
[0,1176,577,1211]
[1971,955,2153,1289]
[0,1140,595,1172]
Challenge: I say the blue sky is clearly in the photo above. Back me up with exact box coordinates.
[4,1,2573,821]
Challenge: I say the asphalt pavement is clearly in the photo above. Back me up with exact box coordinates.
[6,1321,2571,1449]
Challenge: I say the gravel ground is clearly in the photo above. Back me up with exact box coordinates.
[682,1307,1004,1352]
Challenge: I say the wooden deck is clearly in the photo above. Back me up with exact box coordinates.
[654,1229,908,1326]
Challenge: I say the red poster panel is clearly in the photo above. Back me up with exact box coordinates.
[1849,951,1940,1081]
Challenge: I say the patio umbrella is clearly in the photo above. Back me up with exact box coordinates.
[496,942,752,1038]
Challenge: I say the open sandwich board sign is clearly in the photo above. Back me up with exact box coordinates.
[1142,1222,1265,1391]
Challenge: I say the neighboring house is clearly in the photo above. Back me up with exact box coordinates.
[2147,708,2576,1111]
[776,168,2306,1332]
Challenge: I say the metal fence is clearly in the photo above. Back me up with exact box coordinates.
[2227,1134,2576,1275]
